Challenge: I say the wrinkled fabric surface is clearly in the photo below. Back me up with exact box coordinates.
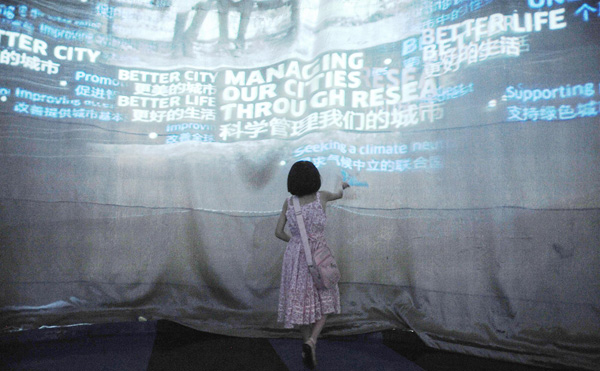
[0,1,599,371]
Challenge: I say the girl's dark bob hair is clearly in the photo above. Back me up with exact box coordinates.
[287,161,321,196]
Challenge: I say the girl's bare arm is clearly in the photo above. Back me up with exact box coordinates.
[275,200,290,242]
[321,182,349,203]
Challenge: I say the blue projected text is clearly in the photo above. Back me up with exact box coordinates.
[504,83,596,103]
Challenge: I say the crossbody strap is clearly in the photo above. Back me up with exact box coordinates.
[292,197,314,267]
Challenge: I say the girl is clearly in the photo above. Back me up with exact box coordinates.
[275,161,349,369]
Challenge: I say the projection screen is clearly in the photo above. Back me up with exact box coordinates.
[1,0,599,369]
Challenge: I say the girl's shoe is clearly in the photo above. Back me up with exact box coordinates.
[301,344,308,367]
[302,338,317,369]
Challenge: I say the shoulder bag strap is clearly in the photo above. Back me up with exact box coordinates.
[292,197,314,267]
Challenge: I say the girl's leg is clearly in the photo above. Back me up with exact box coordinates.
[300,325,313,367]
[309,314,327,345]
[302,315,327,369]
[299,325,311,343]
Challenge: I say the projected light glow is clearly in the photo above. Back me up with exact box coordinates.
[1,0,598,179]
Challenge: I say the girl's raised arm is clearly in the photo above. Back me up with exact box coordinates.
[321,182,350,203]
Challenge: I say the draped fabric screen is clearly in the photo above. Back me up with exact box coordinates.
[1,1,599,369]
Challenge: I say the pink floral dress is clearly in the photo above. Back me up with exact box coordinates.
[278,192,341,328]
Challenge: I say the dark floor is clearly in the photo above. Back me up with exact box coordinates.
[0,320,579,371]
